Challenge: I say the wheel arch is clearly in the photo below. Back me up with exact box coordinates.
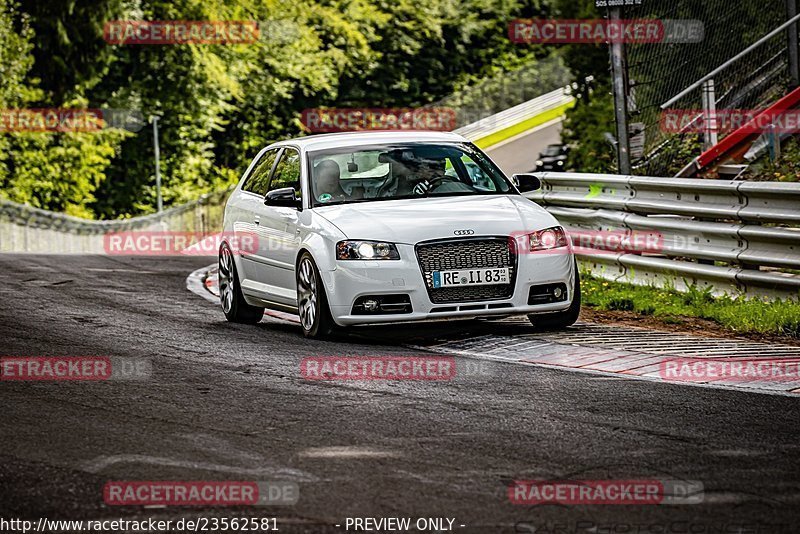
[295,246,338,316]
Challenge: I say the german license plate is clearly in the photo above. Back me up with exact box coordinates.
[432,267,509,288]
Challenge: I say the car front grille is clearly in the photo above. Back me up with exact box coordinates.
[415,237,516,304]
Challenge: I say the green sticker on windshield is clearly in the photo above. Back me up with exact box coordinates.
[318,193,332,202]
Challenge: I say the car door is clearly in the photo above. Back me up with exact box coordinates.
[235,148,280,288]
[254,146,303,305]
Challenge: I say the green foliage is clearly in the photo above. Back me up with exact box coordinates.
[549,0,615,173]
[606,296,635,312]
[581,272,800,338]
[743,137,800,183]
[560,90,615,172]
[1,129,127,218]
[0,0,35,107]
[4,0,545,218]
[0,0,127,216]
[550,0,607,99]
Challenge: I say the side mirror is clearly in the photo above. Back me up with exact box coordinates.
[512,173,542,193]
[265,187,300,208]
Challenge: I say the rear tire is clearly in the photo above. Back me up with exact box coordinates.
[528,263,581,330]
[219,243,264,324]
[297,253,338,338]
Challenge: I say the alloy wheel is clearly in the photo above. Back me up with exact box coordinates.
[297,257,317,331]
[219,246,235,314]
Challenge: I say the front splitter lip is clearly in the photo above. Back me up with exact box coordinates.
[331,300,572,326]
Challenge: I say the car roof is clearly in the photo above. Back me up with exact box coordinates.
[269,131,468,152]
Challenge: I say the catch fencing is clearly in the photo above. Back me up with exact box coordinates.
[616,0,797,175]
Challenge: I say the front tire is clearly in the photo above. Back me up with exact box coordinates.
[527,263,581,330]
[297,253,338,338]
[219,243,264,324]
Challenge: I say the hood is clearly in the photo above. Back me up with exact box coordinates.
[313,194,558,244]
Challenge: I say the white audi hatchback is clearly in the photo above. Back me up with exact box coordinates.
[219,131,579,338]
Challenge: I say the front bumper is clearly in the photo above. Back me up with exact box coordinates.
[323,243,575,326]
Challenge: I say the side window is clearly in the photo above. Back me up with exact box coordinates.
[269,148,302,198]
[242,149,279,196]
[459,154,495,191]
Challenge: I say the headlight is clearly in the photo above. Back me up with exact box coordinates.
[336,240,400,260]
[535,160,544,167]
[528,226,569,252]
[556,160,564,166]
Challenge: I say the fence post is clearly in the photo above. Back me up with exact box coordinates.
[788,0,800,88]
[609,7,632,175]
[701,79,719,150]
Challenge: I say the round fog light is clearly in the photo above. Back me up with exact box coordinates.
[363,299,380,312]
[553,287,563,298]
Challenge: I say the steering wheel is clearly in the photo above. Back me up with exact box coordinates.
[412,174,449,195]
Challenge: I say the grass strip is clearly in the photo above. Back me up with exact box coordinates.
[581,272,800,338]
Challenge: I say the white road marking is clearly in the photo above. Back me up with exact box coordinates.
[186,265,219,304]
[298,446,401,459]
[80,454,317,481]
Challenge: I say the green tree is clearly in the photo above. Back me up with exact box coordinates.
[551,0,615,172]
[7,0,560,218]
[0,0,127,216]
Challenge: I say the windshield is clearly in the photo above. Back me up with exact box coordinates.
[307,142,514,207]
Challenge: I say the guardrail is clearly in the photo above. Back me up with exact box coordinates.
[0,188,233,254]
[527,172,800,299]
[454,88,574,149]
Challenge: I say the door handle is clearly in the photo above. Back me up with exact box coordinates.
[254,216,260,225]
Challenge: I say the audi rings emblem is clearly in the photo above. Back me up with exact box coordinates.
[453,229,475,236]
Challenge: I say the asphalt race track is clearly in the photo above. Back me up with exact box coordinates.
[2,254,799,533]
